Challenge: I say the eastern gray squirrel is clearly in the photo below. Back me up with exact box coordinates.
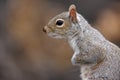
[43,4,120,80]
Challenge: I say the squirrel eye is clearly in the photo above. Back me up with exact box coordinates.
[56,19,64,28]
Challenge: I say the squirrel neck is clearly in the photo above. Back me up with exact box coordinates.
[67,14,106,56]
[67,13,106,44]
[67,16,90,53]
[67,14,91,43]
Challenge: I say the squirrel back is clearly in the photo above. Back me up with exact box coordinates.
[43,4,120,80]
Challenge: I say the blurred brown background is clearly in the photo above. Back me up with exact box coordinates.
[0,0,119,80]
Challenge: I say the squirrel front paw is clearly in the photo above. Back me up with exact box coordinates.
[71,54,82,65]
[71,54,77,65]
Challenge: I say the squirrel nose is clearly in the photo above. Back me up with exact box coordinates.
[43,26,52,33]
[43,27,46,33]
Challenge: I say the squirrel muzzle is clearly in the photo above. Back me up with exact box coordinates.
[43,26,53,33]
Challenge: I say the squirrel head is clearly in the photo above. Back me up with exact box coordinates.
[43,4,82,39]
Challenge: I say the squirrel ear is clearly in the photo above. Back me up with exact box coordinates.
[69,4,77,23]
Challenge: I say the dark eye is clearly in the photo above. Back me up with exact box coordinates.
[56,19,64,28]
[56,20,63,25]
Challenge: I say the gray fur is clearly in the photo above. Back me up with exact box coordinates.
[44,10,120,80]
[69,13,120,80]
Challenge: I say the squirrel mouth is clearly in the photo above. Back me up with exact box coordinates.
[48,33,63,39]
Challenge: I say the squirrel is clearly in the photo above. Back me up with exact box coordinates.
[43,4,120,80]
